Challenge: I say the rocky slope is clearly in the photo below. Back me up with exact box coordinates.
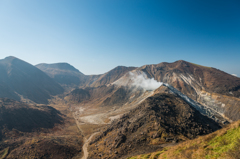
[139,60,240,98]
[88,93,221,159]
[0,98,84,159]
[88,66,136,88]
[128,120,240,159]
[2,136,83,159]
[0,98,64,141]
[0,56,64,104]
[137,60,240,121]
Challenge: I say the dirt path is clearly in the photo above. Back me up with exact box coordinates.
[81,132,100,159]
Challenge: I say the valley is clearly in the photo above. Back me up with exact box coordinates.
[0,56,239,159]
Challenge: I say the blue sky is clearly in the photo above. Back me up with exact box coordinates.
[0,0,239,76]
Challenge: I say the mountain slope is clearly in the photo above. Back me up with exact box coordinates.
[0,56,64,104]
[128,120,240,159]
[88,93,221,159]
[36,63,86,89]
[138,60,240,121]
[0,98,84,159]
[0,98,63,141]
[88,66,137,87]
[139,60,240,98]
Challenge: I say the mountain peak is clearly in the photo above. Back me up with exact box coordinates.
[36,63,82,73]
[1,56,18,63]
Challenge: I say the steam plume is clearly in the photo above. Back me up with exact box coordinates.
[129,72,162,90]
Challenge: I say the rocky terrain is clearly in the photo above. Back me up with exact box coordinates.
[137,60,240,121]
[0,98,84,159]
[88,93,221,159]
[1,136,83,159]
[0,98,63,141]
[88,66,136,88]
[128,120,240,159]
[0,56,239,159]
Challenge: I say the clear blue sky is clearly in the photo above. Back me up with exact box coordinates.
[0,0,240,76]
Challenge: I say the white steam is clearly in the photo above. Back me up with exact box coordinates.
[232,74,237,77]
[129,72,162,90]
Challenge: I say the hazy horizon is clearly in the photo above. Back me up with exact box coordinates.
[0,0,239,76]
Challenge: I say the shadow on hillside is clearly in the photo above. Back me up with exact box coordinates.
[0,106,64,140]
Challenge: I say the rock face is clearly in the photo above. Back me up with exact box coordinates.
[158,84,229,125]
[0,98,63,141]
[88,93,221,159]
[138,60,240,121]
[0,56,64,104]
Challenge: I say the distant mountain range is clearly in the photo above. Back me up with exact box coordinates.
[0,56,239,158]
[0,56,64,104]
[0,56,239,120]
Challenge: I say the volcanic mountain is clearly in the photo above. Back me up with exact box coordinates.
[87,66,137,87]
[0,56,239,159]
[36,63,87,90]
[0,56,64,104]
[88,93,221,159]
[109,60,240,122]
[66,60,239,130]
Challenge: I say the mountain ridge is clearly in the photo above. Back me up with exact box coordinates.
[0,56,64,104]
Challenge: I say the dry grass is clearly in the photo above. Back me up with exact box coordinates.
[0,147,9,159]
[128,120,240,159]
[78,123,106,138]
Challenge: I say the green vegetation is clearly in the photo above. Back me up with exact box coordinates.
[0,147,9,159]
[127,121,240,159]
[205,125,240,158]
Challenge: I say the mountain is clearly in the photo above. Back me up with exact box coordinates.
[0,56,64,104]
[2,136,83,159]
[88,66,137,87]
[137,60,240,121]
[139,60,240,98]
[88,93,221,159]
[36,64,135,91]
[0,98,83,159]
[1,56,239,159]
[128,120,240,159]
[0,98,63,141]
[36,63,86,89]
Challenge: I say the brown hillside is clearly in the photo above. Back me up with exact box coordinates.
[0,98,63,141]
[89,66,136,87]
[139,60,240,121]
[140,60,240,98]
[88,93,221,159]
